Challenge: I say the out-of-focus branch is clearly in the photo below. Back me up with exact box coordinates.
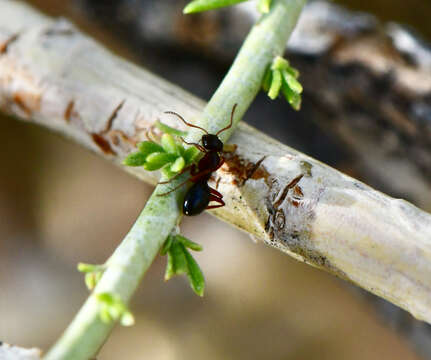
[0,343,41,360]
[1,0,431,328]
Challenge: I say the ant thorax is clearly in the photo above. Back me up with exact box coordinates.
[198,151,220,172]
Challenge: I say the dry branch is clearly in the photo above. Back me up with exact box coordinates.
[1,0,431,324]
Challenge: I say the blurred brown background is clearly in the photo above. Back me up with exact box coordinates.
[0,0,430,359]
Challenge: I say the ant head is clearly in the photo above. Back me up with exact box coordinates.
[202,134,223,152]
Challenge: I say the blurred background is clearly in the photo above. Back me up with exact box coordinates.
[0,0,430,359]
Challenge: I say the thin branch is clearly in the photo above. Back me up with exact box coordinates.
[1,0,307,358]
[1,0,431,351]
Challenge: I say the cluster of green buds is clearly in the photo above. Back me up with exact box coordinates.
[77,263,106,291]
[96,292,135,326]
[123,121,198,180]
[161,234,205,296]
[78,264,134,326]
[184,0,273,14]
[262,56,303,110]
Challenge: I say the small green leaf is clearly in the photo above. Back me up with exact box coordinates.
[184,0,248,14]
[85,273,97,290]
[271,56,289,71]
[144,153,177,171]
[108,304,122,320]
[176,235,203,251]
[258,0,272,13]
[96,292,134,326]
[282,69,303,94]
[160,235,174,255]
[165,241,188,281]
[262,67,272,92]
[183,147,199,164]
[96,292,115,305]
[284,65,299,79]
[182,244,205,296]
[123,151,147,167]
[78,263,105,290]
[171,156,185,172]
[161,167,176,180]
[268,69,282,100]
[77,263,96,273]
[100,307,112,323]
[281,82,301,110]
[161,134,178,154]
[120,311,135,326]
[155,120,187,137]
[137,141,164,157]
[77,263,105,273]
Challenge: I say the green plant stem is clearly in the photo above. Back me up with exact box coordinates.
[44,1,305,359]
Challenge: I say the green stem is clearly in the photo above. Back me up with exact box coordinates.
[44,1,305,359]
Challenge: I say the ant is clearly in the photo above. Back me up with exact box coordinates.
[158,104,237,216]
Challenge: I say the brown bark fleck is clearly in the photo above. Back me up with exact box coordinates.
[91,133,117,155]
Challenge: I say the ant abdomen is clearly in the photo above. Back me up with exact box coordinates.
[183,181,210,216]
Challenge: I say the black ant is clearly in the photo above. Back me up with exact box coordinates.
[158,104,237,216]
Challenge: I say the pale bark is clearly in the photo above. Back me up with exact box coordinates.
[1,0,431,325]
[0,343,41,360]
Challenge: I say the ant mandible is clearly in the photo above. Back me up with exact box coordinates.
[158,104,237,216]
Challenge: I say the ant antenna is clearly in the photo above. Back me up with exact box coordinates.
[164,111,208,134]
[180,137,206,153]
[216,103,237,136]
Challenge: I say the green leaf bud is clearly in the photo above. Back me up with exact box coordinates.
[176,235,203,251]
[161,133,178,154]
[182,244,205,296]
[268,69,282,99]
[282,69,303,94]
[170,156,186,173]
[144,153,177,171]
[184,0,248,14]
[137,141,164,157]
[123,151,147,167]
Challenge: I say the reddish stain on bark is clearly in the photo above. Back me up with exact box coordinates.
[223,155,270,186]
[13,93,32,115]
[64,100,75,122]
[91,133,117,155]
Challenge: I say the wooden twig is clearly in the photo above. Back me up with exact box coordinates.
[1,0,431,326]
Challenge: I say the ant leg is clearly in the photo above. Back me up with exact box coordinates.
[158,164,195,184]
[206,195,225,210]
[180,137,206,153]
[209,187,223,198]
[157,178,190,196]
